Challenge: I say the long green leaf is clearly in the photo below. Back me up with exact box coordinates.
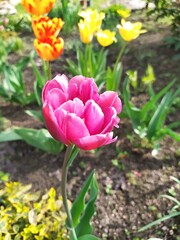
[159,128,180,142]
[138,211,180,232]
[123,77,141,129]
[30,56,44,88]
[160,194,180,206]
[14,128,64,154]
[68,146,80,167]
[70,171,95,228]
[147,91,173,140]
[141,80,175,122]
[75,175,98,237]
[25,110,44,122]
[0,129,22,142]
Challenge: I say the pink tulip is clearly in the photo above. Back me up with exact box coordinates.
[42,74,122,150]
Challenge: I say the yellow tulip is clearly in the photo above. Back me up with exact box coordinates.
[117,9,131,18]
[34,36,64,61]
[117,19,146,42]
[96,29,117,47]
[32,16,64,40]
[78,8,105,33]
[21,0,55,15]
[78,19,94,44]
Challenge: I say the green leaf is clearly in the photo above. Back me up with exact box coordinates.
[14,128,64,154]
[141,80,175,122]
[75,175,98,237]
[30,55,45,88]
[160,194,180,206]
[0,129,22,142]
[70,171,96,230]
[158,128,180,142]
[25,110,44,122]
[123,77,141,129]
[138,211,180,232]
[78,234,101,240]
[68,146,80,167]
[34,80,42,106]
[147,91,173,140]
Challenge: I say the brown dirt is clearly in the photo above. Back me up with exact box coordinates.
[0,19,180,240]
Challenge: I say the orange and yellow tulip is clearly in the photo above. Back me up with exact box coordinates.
[96,29,117,47]
[21,0,55,15]
[34,36,64,61]
[117,19,146,42]
[32,16,64,40]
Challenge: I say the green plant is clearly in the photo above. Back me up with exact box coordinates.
[66,43,108,88]
[139,176,180,232]
[123,77,180,147]
[49,0,80,34]
[145,0,180,36]
[127,64,156,92]
[0,48,36,105]
[0,171,10,183]
[0,182,68,239]
[0,128,64,154]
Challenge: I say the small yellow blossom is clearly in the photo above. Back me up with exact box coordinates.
[117,9,131,18]
[78,19,94,44]
[78,8,105,33]
[117,19,146,42]
[96,29,117,47]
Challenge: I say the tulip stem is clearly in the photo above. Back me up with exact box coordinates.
[86,43,93,77]
[61,144,78,240]
[113,42,126,72]
[43,60,51,83]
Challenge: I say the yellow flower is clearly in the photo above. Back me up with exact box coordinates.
[117,19,146,42]
[34,36,64,61]
[96,29,117,47]
[117,9,131,18]
[21,0,55,15]
[32,16,64,40]
[78,8,105,33]
[78,19,94,44]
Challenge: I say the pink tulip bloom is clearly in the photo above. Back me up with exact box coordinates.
[42,74,122,150]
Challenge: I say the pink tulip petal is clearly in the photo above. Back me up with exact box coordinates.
[75,132,117,150]
[42,74,68,102]
[66,113,90,142]
[46,88,67,110]
[101,107,120,134]
[84,100,104,134]
[42,103,69,144]
[98,91,122,113]
[58,98,84,117]
[68,76,99,103]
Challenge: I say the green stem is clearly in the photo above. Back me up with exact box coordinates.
[86,43,93,77]
[113,42,126,73]
[43,60,51,83]
[61,144,78,240]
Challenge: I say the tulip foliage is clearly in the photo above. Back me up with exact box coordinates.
[123,77,180,146]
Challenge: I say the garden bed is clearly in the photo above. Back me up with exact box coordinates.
[0,10,180,240]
